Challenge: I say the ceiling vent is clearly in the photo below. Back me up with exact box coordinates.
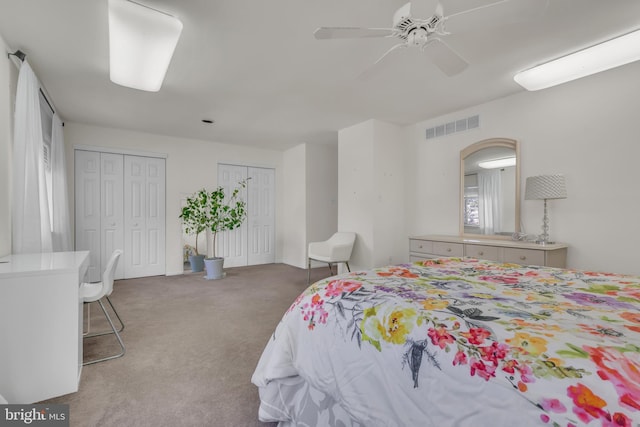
[425,114,479,140]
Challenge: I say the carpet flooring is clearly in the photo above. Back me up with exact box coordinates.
[42,263,331,427]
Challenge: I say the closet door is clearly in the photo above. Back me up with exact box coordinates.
[247,167,275,265]
[217,164,275,267]
[75,150,102,282]
[123,155,166,278]
[101,153,125,280]
[217,164,248,267]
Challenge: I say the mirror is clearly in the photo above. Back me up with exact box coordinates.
[460,138,520,239]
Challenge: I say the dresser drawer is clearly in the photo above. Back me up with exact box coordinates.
[432,242,464,257]
[410,235,567,268]
[503,248,545,266]
[410,254,435,263]
[465,244,500,262]
[410,239,433,255]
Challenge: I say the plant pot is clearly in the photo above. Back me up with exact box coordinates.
[204,257,224,280]
[189,254,205,273]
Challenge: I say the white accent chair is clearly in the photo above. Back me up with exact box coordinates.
[307,232,356,284]
[81,249,125,365]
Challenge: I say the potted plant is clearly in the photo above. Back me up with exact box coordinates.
[179,189,210,272]
[204,180,248,280]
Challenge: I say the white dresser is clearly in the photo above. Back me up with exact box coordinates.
[409,235,567,268]
[0,251,90,403]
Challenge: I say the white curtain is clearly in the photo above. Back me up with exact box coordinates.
[51,113,72,251]
[477,170,502,235]
[12,61,52,253]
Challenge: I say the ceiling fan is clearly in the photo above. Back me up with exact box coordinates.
[314,0,547,80]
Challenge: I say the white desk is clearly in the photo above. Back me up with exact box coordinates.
[0,251,89,403]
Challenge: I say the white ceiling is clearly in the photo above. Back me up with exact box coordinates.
[1,0,639,150]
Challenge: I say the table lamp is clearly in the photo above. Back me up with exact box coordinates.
[524,174,567,244]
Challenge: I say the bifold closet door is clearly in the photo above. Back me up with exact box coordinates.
[75,151,125,281]
[217,164,248,267]
[101,153,125,280]
[75,150,103,282]
[217,164,275,267]
[123,156,166,278]
[247,167,275,265]
[76,150,165,280]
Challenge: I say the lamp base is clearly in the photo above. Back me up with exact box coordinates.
[535,239,556,245]
[537,199,554,245]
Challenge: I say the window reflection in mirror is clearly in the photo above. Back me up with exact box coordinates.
[460,138,520,239]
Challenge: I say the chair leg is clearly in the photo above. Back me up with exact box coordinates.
[307,258,311,285]
[83,303,91,336]
[345,261,351,272]
[83,299,126,365]
[84,296,124,338]
[327,263,333,276]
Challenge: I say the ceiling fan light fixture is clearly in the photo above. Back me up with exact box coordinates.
[108,0,183,92]
[514,29,640,91]
[478,157,516,169]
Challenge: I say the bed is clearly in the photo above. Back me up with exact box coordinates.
[251,258,640,426]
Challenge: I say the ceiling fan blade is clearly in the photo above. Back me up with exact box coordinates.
[423,38,468,76]
[314,27,395,40]
[408,0,441,20]
[357,43,407,81]
[443,0,549,34]
[392,2,412,26]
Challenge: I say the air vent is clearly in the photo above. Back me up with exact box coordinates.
[425,114,480,140]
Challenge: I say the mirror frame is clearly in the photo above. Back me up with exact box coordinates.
[459,137,520,240]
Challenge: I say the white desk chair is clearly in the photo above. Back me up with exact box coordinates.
[81,249,125,365]
[307,232,356,284]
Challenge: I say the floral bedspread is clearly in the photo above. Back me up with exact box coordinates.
[252,258,640,426]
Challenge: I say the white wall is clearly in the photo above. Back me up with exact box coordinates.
[306,143,339,264]
[338,119,406,271]
[406,60,640,275]
[0,36,18,257]
[339,121,375,270]
[281,144,307,267]
[372,120,406,267]
[282,142,339,269]
[64,122,285,276]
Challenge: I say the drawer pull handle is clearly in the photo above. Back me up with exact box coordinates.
[446,248,452,252]
[520,256,526,260]
[478,251,484,256]
[419,245,423,249]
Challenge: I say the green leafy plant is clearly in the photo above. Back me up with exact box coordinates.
[208,180,248,258]
[179,180,248,258]
[179,189,211,256]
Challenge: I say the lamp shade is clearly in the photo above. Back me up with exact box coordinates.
[108,0,183,92]
[525,175,567,200]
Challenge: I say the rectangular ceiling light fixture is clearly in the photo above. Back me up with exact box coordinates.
[514,29,640,91]
[478,157,516,169]
[108,0,183,92]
